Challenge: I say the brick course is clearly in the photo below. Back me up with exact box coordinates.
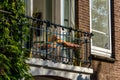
[77,0,120,80]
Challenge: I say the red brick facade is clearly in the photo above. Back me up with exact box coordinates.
[76,0,120,80]
[75,0,90,32]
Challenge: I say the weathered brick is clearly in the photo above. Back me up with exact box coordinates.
[77,0,120,80]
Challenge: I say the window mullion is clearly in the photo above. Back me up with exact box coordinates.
[92,29,108,35]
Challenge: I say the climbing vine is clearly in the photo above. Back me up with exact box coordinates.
[0,0,32,79]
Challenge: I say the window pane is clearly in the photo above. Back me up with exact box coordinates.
[92,31,110,49]
[91,0,111,50]
[64,0,69,26]
[46,0,52,22]
[92,0,109,33]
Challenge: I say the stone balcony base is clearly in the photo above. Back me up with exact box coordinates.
[26,58,93,80]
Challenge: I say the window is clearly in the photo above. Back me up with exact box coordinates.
[90,0,112,57]
[24,0,75,26]
[61,0,75,63]
[24,0,75,59]
[61,0,75,40]
[62,0,75,27]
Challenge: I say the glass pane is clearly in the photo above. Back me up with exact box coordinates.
[46,0,52,22]
[92,31,110,49]
[92,0,109,33]
[64,0,69,26]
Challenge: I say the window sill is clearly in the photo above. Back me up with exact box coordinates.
[91,54,116,63]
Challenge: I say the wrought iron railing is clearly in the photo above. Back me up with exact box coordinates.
[24,15,93,67]
[0,10,93,67]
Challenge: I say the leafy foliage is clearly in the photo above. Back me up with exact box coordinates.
[0,0,33,79]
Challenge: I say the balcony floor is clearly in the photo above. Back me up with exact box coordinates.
[26,58,93,80]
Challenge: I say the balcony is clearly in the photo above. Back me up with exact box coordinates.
[24,15,93,67]
[0,10,93,79]
[0,10,92,67]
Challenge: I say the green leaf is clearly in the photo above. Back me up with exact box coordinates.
[0,0,32,79]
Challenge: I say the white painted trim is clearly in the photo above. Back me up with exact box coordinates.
[92,29,108,35]
[91,47,111,58]
[92,50,111,58]
[90,0,112,57]
[27,58,93,74]
[92,46,111,53]
[89,0,92,46]
[109,0,112,53]
[30,0,33,17]
[61,0,64,25]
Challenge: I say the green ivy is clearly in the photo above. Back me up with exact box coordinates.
[0,0,33,80]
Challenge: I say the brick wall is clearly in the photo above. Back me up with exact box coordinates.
[77,0,120,80]
[75,0,89,32]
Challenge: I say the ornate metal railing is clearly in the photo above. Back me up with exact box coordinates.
[0,10,93,67]
[24,15,93,67]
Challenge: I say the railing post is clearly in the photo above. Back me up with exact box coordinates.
[88,33,93,67]
[45,20,51,59]
[84,33,88,63]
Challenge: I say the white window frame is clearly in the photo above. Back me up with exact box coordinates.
[24,0,33,16]
[90,0,112,57]
[61,0,75,27]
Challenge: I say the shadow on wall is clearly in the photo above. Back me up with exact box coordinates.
[77,75,90,80]
[33,75,71,80]
[91,61,102,80]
